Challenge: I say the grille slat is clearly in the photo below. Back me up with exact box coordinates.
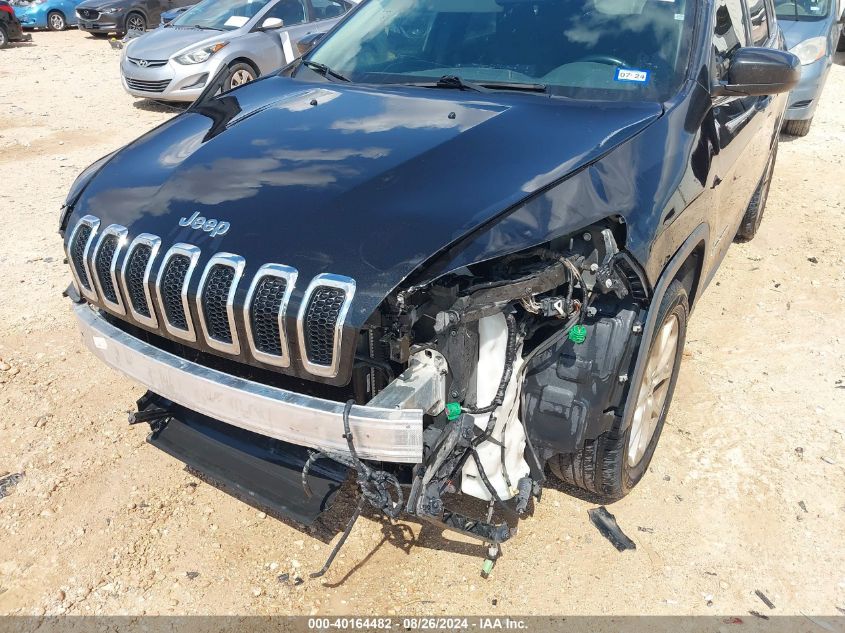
[126,244,152,318]
[304,287,346,367]
[251,276,287,356]
[161,255,191,330]
[124,78,171,93]
[94,234,120,304]
[201,264,235,343]
[71,225,93,290]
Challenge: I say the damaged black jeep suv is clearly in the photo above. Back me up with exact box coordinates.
[60,0,799,555]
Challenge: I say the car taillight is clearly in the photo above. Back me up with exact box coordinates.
[0,4,15,14]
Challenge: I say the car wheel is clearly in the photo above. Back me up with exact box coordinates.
[734,141,777,243]
[837,31,845,52]
[0,26,8,49]
[550,281,688,502]
[125,12,146,33]
[782,118,812,137]
[225,62,257,91]
[47,10,67,31]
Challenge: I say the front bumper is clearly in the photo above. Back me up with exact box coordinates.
[13,4,69,28]
[785,57,832,121]
[73,302,424,463]
[120,54,219,101]
[76,12,122,32]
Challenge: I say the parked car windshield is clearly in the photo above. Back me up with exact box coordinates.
[304,0,696,101]
[774,0,832,21]
[172,0,275,30]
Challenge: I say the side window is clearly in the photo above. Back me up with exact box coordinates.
[263,0,307,26]
[746,0,769,45]
[311,0,347,20]
[713,0,748,77]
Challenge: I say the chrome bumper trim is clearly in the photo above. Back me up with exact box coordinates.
[73,303,423,463]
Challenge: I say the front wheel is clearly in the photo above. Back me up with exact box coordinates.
[550,281,689,502]
[0,26,8,49]
[224,62,257,91]
[125,12,146,33]
[47,10,66,31]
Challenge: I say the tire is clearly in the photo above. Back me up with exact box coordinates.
[0,26,8,49]
[837,32,844,52]
[735,141,777,243]
[124,12,146,33]
[47,10,67,31]
[550,281,689,502]
[782,118,812,137]
[224,62,258,91]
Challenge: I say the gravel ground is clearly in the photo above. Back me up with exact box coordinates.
[1,30,844,618]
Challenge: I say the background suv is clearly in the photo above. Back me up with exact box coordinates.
[75,0,194,35]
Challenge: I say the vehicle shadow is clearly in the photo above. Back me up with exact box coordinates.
[186,464,526,585]
[132,99,190,114]
[834,50,845,66]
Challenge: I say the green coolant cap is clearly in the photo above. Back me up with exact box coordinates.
[445,402,462,421]
[568,324,587,344]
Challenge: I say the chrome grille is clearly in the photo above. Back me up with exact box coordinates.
[297,274,356,378]
[244,264,298,367]
[127,57,168,68]
[196,254,244,355]
[66,217,358,379]
[124,78,171,93]
[91,224,128,314]
[156,244,200,342]
[121,234,161,328]
[67,215,100,302]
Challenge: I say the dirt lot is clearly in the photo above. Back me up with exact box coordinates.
[0,30,844,619]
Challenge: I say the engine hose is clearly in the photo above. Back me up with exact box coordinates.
[470,449,520,521]
[464,312,519,415]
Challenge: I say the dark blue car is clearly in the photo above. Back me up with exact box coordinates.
[59,0,800,561]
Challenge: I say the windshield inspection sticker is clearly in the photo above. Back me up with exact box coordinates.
[614,68,650,83]
[224,15,249,27]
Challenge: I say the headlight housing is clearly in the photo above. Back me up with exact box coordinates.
[789,36,827,65]
[100,6,120,13]
[174,41,228,65]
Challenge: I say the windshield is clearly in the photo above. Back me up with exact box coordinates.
[304,0,695,101]
[774,0,832,20]
[172,0,273,30]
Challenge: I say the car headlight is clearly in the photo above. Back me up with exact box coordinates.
[174,41,228,65]
[100,6,120,13]
[789,36,827,65]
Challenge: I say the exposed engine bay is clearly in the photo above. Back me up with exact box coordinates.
[297,219,649,569]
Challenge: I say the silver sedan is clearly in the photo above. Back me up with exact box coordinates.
[120,0,354,102]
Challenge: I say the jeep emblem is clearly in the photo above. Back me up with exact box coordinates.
[178,212,230,237]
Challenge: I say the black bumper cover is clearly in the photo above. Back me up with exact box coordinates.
[146,402,349,525]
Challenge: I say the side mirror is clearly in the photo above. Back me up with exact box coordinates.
[296,32,324,55]
[260,16,283,29]
[713,47,801,97]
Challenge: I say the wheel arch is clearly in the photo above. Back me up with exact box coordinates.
[620,223,709,432]
[124,9,148,28]
[228,56,261,76]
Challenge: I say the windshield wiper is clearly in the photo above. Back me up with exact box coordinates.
[193,24,223,30]
[404,75,547,94]
[301,60,350,82]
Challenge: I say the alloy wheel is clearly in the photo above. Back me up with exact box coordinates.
[48,12,65,30]
[126,14,145,31]
[627,314,680,466]
[229,69,254,87]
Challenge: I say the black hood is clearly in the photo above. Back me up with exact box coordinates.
[67,76,661,383]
